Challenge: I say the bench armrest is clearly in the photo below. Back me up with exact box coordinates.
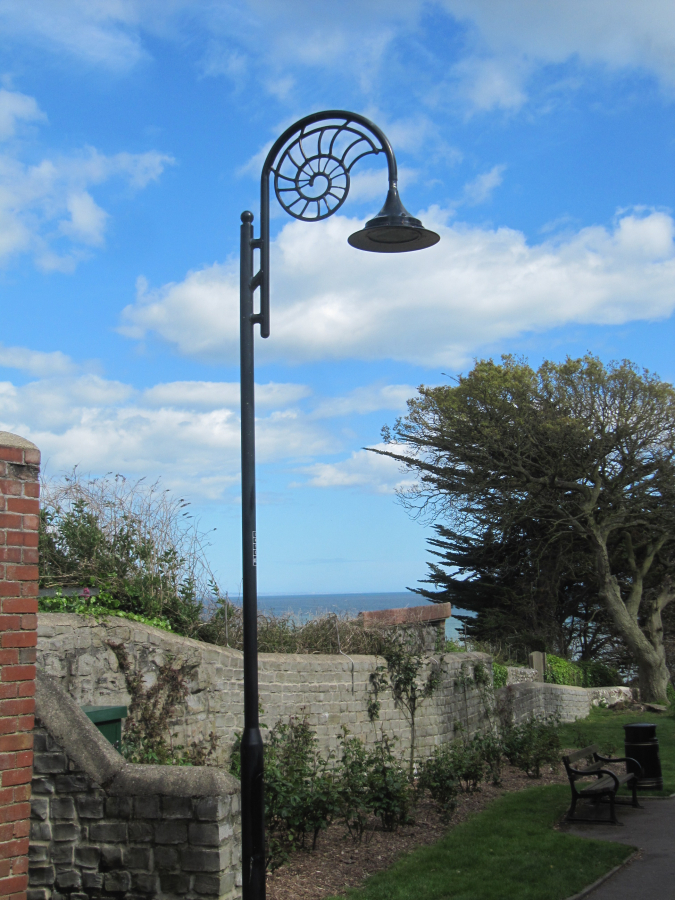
[566,763,605,779]
[595,754,644,777]
[597,768,620,790]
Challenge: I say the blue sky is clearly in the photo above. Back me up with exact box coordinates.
[1,1,674,597]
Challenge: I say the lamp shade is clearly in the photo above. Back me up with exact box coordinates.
[348,185,440,253]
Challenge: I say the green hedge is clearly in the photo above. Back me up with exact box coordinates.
[493,663,508,689]
[545,655,622,688]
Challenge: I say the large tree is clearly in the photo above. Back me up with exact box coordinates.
[412,518,616,663]
[376,356,675,703]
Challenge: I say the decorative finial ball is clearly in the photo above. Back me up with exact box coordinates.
[241,211,254,223]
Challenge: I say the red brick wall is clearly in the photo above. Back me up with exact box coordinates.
[0,434,40,900]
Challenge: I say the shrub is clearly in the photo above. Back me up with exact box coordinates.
[546,655,582,686]
[448,733,485,792]
[39,586,174,632]
[546,654,622,688]
[492,663,508,689]
[230,717,415,863]
[417,745,459,823]
[337,729,412,836]
[39,472,212,636]
[473,730,503,785]
[263,717,339,863]
[502,714,561,778]
[365,732,411,832]
[578,660,623,688]
[337,729,372,842]
[206,608,386,655]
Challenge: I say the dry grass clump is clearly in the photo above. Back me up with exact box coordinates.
[199,606,387,655]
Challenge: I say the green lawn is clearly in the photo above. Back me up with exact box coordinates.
[325,708,672,900]
[558,706,675,796]
[328,785,633,900]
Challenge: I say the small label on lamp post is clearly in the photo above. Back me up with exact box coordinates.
[252,531,257,567]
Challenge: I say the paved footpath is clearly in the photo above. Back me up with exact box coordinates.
[564,797,675,898]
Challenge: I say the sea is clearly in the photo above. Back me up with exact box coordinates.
[256,592,471,640]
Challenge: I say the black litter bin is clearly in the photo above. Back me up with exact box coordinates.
[623,722,663,790]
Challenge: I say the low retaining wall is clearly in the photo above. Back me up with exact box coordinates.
[497,681,591,724]
[29,671,241,900]
[498,682,633,725]
[37,615,492,765]
[588,686,633,707]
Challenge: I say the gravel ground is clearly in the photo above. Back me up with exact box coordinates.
[266,761,569,900]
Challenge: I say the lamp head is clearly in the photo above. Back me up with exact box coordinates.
[348,185,440,253]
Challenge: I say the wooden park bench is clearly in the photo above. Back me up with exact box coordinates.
[562,744,643,824]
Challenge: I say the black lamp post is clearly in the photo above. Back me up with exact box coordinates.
[238,110,440,900]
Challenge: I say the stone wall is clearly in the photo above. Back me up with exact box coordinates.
[588,686,633,707]
[29,671,241,900]
[505,666,537,685]
[37,614,492,765]
[498,681,633,725]
[497,681,592,725]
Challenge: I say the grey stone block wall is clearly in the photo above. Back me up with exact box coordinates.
[497,682,632,725]
[29,672,241,900]
[37,615,493,764]
[496,681,592,725]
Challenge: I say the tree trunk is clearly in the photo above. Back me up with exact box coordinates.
[637,654,670,705]
[640,594,672,703]
[599,575,670,703]
[590,531,672,704]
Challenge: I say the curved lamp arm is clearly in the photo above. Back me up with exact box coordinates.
[250,109,438,338]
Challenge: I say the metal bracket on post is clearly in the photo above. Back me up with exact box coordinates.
[239,210,266,900]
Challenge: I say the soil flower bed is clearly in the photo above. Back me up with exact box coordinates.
[267,762,569,900]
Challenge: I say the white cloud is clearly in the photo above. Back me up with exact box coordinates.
[0,92,175,270]
[143,380,311,410]
[0,370,331,499]
[3,1,675,108]
[121,207,675,369]
[122,269,235,356]
[0,88,45,140]
[440,0,675,109]
[0,344,75,377]
[462,164,506,205]
[0,348,424,498]
[313,384,414,419]
[451,57,530,112]
[0,0,146,71]
[302,444,417,494]
[60,192,109,246]
[445,0,675,87]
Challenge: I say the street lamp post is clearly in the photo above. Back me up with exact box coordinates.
[238,110,440,900]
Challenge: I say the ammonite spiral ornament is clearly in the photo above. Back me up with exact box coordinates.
[273,121,382,221]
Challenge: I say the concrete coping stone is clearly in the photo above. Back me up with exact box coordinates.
[0,430,39,450]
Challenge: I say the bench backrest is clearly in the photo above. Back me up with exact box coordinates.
[562,744,600,766]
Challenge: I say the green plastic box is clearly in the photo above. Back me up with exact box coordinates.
[82,705,127,750]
